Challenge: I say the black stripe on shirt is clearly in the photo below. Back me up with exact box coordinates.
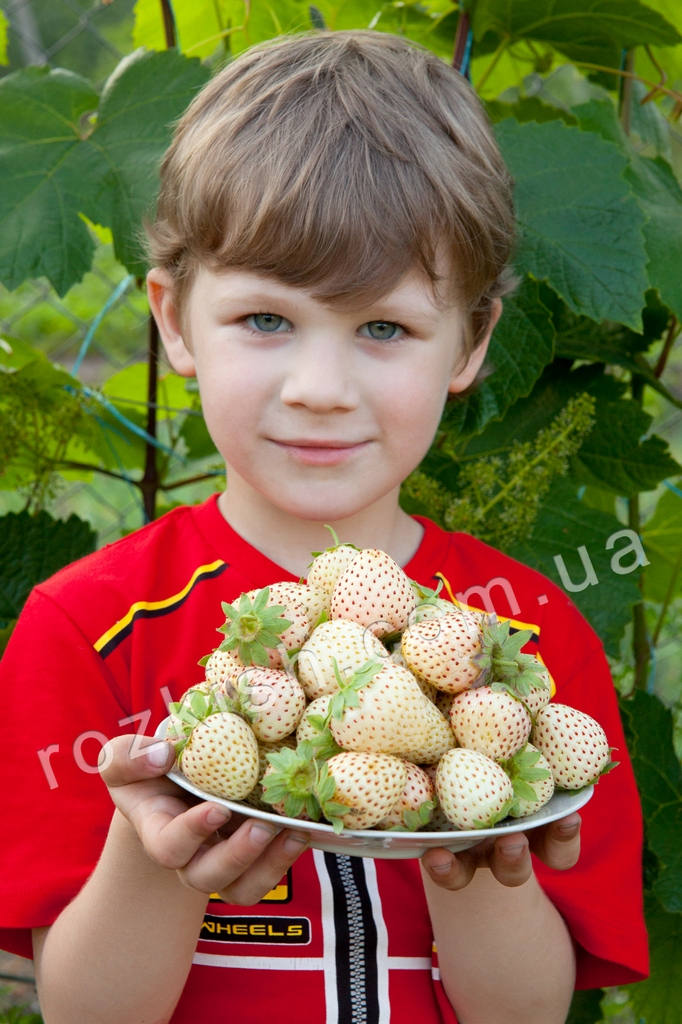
[324,853,379,1024]
[95,560,228,659]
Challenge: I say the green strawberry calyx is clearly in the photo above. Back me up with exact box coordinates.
[388,798,438,832]
[501,744,553,814]
[472,795,515,830]
[262,741,347,827]
[217,586,292,666]
[328,658,385,720]
[477,618,549,699]
[301,711,343,759]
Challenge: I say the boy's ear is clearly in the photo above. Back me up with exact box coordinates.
[146,268,196,377]
[448,298,502,395]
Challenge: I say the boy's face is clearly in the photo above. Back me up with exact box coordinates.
[148,265,495,533]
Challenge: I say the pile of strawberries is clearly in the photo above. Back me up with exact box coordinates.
[167,540,615,834]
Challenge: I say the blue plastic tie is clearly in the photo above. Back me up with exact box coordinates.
[81,385,181,459]
[663,479,682,500]
[72,274,134,377]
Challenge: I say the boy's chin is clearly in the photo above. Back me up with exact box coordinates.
[264,490,394,528]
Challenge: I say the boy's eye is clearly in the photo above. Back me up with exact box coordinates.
[246,313,291,333]
[361,320,403,341]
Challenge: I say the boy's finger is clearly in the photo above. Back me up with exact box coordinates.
[420,848,476,890]
[487,834,532,887]
[179,820,309,904]
[98,735,174,787]
[132,798,233,870]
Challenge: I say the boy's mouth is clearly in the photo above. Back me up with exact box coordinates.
[273,439,369,466]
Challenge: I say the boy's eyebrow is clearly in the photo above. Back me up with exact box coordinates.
[206,274,453,326]
[208,283,304,311]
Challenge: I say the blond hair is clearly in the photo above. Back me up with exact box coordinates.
[145,30,515,351]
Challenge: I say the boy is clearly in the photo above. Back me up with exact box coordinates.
[0,30,647,1023]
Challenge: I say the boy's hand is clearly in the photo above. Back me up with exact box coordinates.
[420,814,581,890]
[99,735,309,905]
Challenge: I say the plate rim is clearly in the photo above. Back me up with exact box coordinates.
[156,717,595,850]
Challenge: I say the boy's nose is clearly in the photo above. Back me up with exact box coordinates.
[280,342,359,412]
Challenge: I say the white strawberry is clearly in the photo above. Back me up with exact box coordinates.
[296,618,389,699]
[436,747,514,829]
[177,711,260,800]
[328,660,455,764]
[234,665,306,742]
[520,665,553,718]
[324,751,408,830]
[203,647,244,694]
[502,742,555,818]
[531,703,616,789]
[388,646,438,702]
[331,548,417,638]
[270,580,326,634]
[377,761,436,830]
[449,685,532,761]
[306,540,360,607]
[400,608,484,692]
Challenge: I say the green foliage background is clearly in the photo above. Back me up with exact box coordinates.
[1,1,681,1021]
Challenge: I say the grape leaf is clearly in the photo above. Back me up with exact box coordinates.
[472,0,682,66]
[573,400,681,496]
[565,988,604,1024]
[641,484,682,604]
[509,478,641,654]
[75,48,211,278]
[570,98,682,323]
[496,118,649,329]
[628,895,682,1024]
[0,50,210,295]
[621,690,682,913]
[0,67,100,295]
[444,276,555,438]
[0,510,96,621]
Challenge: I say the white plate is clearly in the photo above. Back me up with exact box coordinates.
[155,719,594,859]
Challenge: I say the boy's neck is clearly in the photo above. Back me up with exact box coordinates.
[216,486,424,579]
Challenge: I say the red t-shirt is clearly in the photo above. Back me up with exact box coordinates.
[0,496,648,1021]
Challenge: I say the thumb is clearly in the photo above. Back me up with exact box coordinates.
[98,734,175,787]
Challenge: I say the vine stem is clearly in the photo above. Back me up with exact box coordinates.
[619,51,635,135]
[140,314,161,522]
[133,0,178,522]
[160,0,177,47]
[628,375,651,690]
[654,317,678,379]
[452,9,471,73]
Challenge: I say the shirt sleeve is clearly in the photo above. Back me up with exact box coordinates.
[0,587,130,958]
[533,586,649,988]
